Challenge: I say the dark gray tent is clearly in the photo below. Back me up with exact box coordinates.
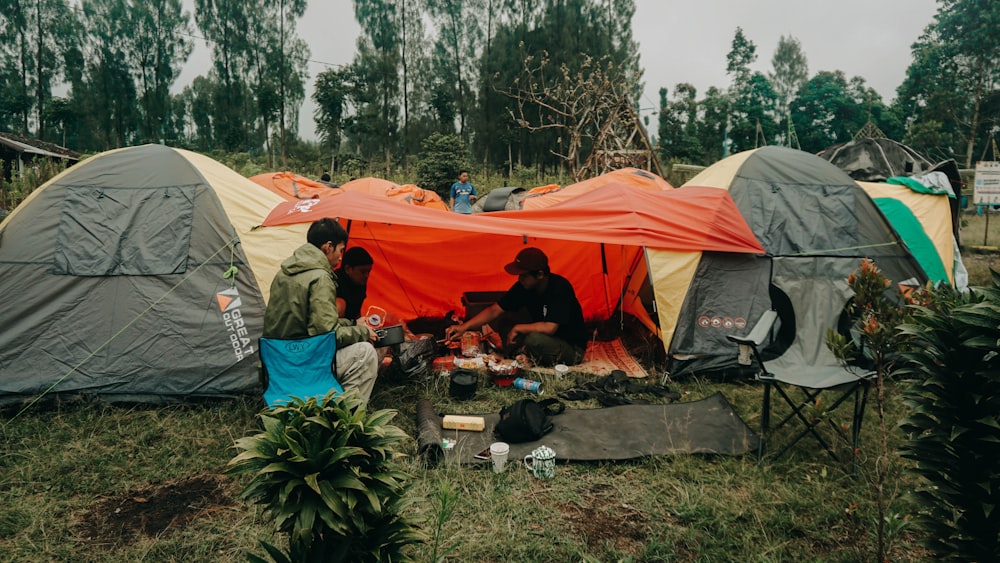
[672,146,928,376]
[819,138,964,248]
[0,145,305,405]
[818,138,935,182]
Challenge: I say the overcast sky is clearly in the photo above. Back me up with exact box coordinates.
[177,0,941,141]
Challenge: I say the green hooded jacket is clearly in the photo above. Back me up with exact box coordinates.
[262,243,370,348]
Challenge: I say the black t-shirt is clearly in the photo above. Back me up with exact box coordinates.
[334,268,366,321]
[497,273,587,350]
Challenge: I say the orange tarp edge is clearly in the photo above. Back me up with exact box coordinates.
[261,183,762,322]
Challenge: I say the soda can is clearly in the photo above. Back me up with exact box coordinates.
[513,377,542,394]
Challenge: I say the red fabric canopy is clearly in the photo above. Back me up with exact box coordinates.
[260,183,763,321]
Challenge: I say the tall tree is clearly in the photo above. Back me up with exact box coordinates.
[898,0,1000,167]
[352,0,401,168]
[194,0,253,151]
[245,0,308,166]
[313,66,351,165]
[427,0,484,140]
[0,0,32,134]
[79,0,139,149]
[657,83,703,163]
[724,27,778,152]
[127,0,192,144]
[791,70,865,153]
[10,0,75,139]
[769,35,808,146]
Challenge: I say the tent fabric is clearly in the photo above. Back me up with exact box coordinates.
[672,146,927,376]
[262,182,764,328]
[869,198,949,284]
[520,167,673,210]
[0,144,306,404]
[249,171,341,200]
[250,172,448,210]
[857,180,962,288]
[340,177,448,210]
[819,138,935,182]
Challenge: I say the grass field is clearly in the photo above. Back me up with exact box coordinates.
[2,362,935,561]
[2,226,994,561]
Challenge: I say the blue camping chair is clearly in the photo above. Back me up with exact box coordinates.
[259,332,343,408]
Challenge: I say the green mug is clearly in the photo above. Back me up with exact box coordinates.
[523,445,556,479]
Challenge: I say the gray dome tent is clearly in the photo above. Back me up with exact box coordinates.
[0,145,306,406]
[818,137,935,182]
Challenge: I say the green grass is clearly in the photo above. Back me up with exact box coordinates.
[1,367,934,562]
[960,209,1000,248]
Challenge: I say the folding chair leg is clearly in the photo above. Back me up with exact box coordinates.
[758,381,772,461]
[772,384,839,461]
[851,382,871,459]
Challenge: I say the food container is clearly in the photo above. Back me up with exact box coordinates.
[453,356,485,370]
[487,358,520,387]
[461,331,482,357]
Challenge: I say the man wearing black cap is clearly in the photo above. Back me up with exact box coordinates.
[445,247,586,366]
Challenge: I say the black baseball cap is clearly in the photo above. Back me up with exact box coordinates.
[504,247,549,275]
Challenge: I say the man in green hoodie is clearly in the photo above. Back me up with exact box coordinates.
[263,218,380,402]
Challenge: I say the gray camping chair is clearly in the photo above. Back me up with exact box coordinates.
[727,266,874,462]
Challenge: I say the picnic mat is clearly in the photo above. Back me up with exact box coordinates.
[415,392,760,466]
[532,337,648,378]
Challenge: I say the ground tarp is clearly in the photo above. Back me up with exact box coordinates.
[418,392,759,464]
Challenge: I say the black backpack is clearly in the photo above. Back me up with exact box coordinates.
[494,398,565,443]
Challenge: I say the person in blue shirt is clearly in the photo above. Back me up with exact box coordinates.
[449,170,477,214]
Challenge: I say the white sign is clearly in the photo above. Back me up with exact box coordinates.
[974,161,1000,205]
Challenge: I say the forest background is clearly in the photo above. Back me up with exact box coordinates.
[1,0,998,191]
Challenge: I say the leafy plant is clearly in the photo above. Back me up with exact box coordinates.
[826,258,928,560]
[227,392,426,562]
[415,133,467,200]
[897,270,1000,560]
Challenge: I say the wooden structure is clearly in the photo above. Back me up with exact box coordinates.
[0,132,80,182]
[579,96,664,180]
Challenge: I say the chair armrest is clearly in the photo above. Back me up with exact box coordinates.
[726,310,777,347]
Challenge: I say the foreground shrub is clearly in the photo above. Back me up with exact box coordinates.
[898,272,1000,560]
[227,392,425,562]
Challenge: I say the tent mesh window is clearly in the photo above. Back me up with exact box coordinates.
[53,185,195,276]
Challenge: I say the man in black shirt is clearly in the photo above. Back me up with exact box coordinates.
[334,246,373,321]
[445,247,586,366]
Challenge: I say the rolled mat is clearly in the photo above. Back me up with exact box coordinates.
[415,399,444,467]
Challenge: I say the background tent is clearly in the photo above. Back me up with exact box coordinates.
[249,172,448,210]
[818,137,934,182]
[857,179,967,290]
[0,144,306,405]
[520,167,673,209]
[819,138,964,245]
[249,171,340,200]
[475,167,673,212]
[262,182,764,352]
[672,146,928,375]
[340,177,448,210]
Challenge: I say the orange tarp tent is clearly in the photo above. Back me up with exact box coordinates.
[249,172,340,200]
[340,177,448,210]
[520,167,673,210]
[249,172,448,210]
[262,182,763,345]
